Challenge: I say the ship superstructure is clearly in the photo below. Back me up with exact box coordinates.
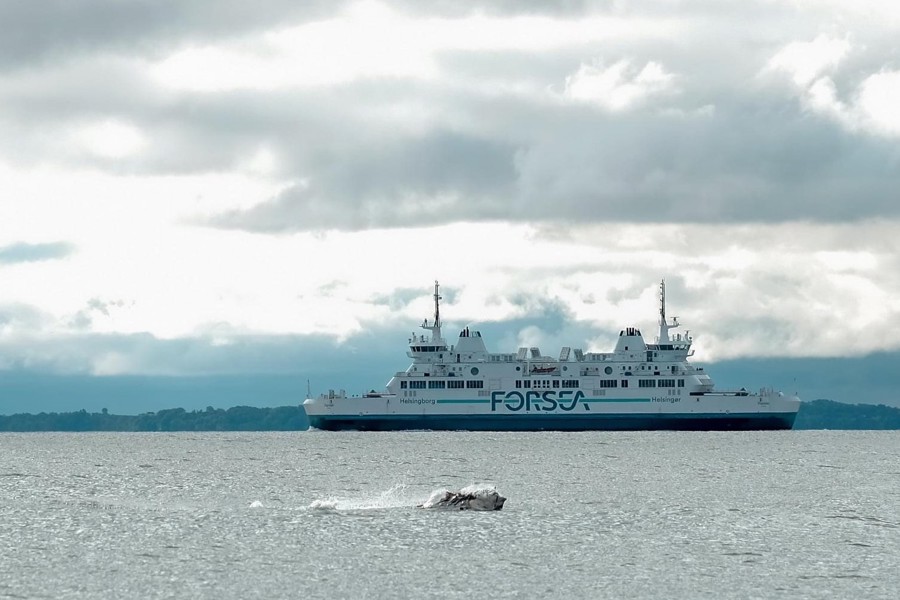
[302,281,800,431]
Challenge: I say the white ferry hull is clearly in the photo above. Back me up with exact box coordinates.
[305,412,797,431]
[302,393,800,431]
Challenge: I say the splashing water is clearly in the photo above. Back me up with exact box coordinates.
[307,484,418,511]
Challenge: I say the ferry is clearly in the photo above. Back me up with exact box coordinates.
[302,281,801,431]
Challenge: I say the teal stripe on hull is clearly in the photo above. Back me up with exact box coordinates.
[436,399,490,404]
[307,412,798,432]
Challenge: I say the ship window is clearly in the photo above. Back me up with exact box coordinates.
[448,380,465,389]
[409,381,426,389]
[621,380,628,388]
[465,380,483,389]
[428,380,445,389]
[552,380,560,388]
[599,379,618,388]
[515,380,521,388]
[400,381,407,389]
[604,366,613,375]
[639,379,656,388]
[471,367,479,376]
[678,379,685,387]
[659,379,675,388]
[523,380,531,389]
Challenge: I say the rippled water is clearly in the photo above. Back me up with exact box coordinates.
[1,431,898,599]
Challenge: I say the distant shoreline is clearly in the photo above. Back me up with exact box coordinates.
[1,400,898,432]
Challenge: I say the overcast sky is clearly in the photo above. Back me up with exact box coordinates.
[2,1,899,408]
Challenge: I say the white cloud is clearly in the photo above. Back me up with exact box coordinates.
[150,1,681,92]
[793,69,900,137]
[766,34,851,87]
[767,35,900,138]
[563,59,677,110]
[856,70,900,135]
[69,119,146,159]
[3,215,900,368]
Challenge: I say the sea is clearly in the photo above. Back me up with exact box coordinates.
[1,431,898,599]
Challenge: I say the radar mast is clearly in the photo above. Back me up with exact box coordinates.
[658,279,680,343]
[421,280,444,344]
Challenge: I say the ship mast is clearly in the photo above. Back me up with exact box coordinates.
[421,280,444,344]
[433,280,441,330]
[658,279,679,344]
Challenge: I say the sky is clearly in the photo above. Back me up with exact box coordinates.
[2,0,900,413]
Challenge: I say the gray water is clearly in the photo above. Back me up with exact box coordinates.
[1,431,898,599]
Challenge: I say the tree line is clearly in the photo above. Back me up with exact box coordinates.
[0,399,898,431]
[0,406,309,432]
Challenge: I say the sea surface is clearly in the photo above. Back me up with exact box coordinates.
[1,431,898,599]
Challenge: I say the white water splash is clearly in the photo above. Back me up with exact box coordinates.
[307,484,417,511]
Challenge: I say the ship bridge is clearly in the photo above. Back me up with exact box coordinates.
[407,281,449,361]
[648,279,693,357]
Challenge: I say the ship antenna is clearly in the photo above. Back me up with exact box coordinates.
[434,280,441,328]
[660,279,666,324]
[658,279,678,344]
[421,280,444,343]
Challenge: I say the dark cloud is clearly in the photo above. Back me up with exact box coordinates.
[203,91,900,231]
[0,242,74,264]
[0,0,622,72]
[0,328,396,378]
[0,303,48,332]
[0,0,340,70]
[1,2,898,230]
[209,129,517,231]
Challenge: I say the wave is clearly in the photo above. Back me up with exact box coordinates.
[307,483,506,511]
[307,484,418,511]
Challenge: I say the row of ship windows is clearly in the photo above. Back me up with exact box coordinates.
[520,379,686,389]
[639,379,685,388]
[515,380,581,389]
[399,378,686,390]
[401,380,485,389]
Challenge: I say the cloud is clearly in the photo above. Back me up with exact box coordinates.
[563,59,677,110]
[766,34,900,138]
[0,0,340,70]
[1,2,898,232]
[766,34,851,87]
[0,242,74,264]
[207,130,518,231]
[2,0,900,387]
[856,70,900,135]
